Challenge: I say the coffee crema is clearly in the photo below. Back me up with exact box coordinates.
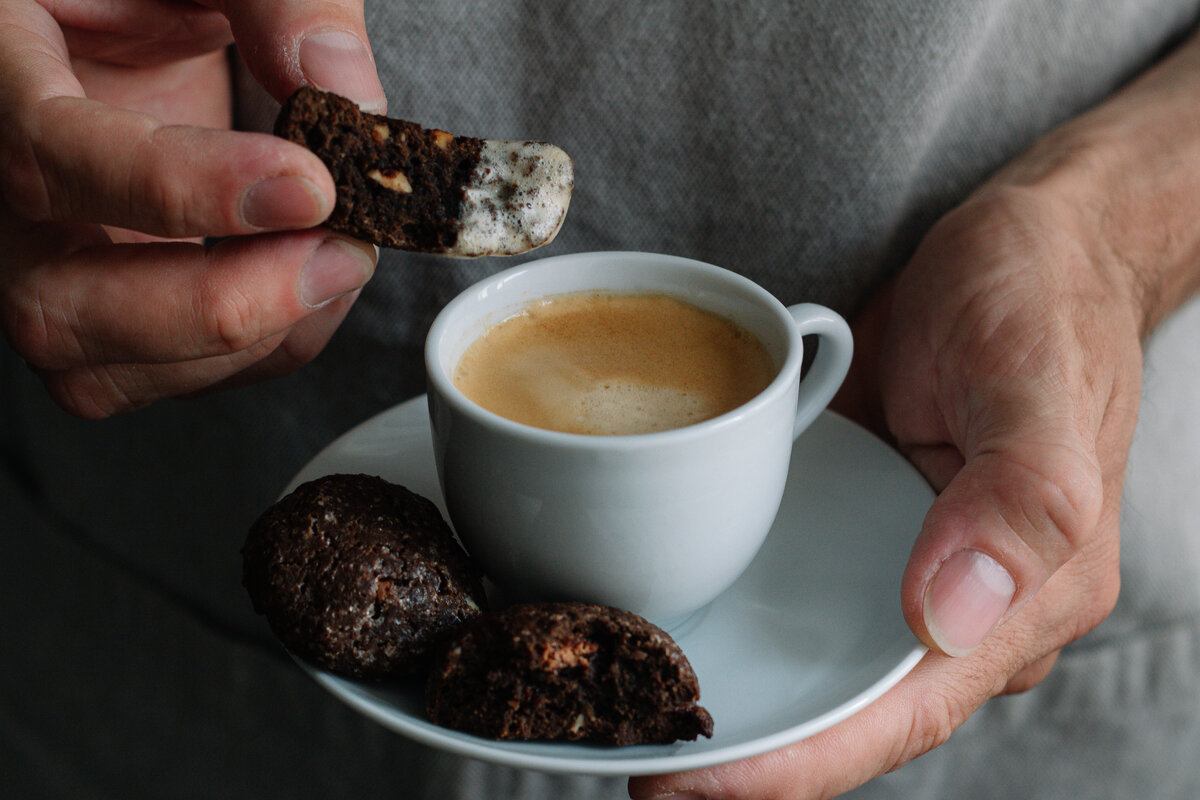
[452,293,776,435]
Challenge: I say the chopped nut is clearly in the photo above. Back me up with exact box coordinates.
[367,168,413,193]
[538,638,599,671]
[371,124,390,142]
[432,129,454,150]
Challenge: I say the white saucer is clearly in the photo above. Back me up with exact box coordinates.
[287,396,931,776]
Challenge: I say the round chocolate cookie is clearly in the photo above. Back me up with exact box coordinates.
[242,473,486,679]
[425,602,714,745]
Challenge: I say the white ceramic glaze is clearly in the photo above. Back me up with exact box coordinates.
[287,397,930,776]
[425,252,853,626]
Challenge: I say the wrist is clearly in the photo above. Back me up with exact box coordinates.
[954,167,1146,343]
[981,33,1200,336]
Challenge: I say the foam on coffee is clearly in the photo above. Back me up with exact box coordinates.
[452,293,775,435]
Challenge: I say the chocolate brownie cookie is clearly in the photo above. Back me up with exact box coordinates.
[242,473,486,680]
[274,87,573,256]
[425,602,714,745]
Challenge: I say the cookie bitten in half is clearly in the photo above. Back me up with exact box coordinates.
[425,602,714,745]
[274,87,573,256]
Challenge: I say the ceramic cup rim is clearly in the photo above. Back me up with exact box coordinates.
[424,251,808,450]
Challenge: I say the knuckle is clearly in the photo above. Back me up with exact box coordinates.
[1,278,66,369]
[995,445,1104,566]
[123,122,218,239]
[887,690,962,772]
[42,367,134,420]
[133,126,192,239]
[202,285,267,355]
[888,681,979,772]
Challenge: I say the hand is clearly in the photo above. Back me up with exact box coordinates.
[629,182,1144,799]
[630,19,1200,796]
[0,0,387,418]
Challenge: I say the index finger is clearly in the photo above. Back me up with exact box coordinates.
[0,1,335,237]
[628,649,990,800]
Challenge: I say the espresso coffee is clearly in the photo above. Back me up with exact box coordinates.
[452,293,776,435]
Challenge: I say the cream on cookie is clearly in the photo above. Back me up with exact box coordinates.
[274,87,573,256]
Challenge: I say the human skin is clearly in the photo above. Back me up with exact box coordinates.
[630,24,1200,800]
[3,3,1200,800]
[0,0,386,418]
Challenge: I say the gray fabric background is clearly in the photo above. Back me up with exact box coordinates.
[3,1,1200,797]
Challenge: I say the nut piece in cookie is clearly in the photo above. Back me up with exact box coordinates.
[241,473,487,680]
[274,87,573,256]
[425,602,714,745]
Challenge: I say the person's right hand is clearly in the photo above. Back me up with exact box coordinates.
[0,0,388,418]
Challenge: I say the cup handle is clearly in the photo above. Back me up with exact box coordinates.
[787,303,854,439]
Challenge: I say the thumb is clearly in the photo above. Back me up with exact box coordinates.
[204,0,386,112]
[901,429,1105,657]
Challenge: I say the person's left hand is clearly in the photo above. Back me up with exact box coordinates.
[628,178,1144,799]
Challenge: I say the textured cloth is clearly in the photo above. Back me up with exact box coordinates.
[3,1,1200,797]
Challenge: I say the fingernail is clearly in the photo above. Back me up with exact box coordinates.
[241,176,329,230]
[298,238,376,308]
[299,30,387,112]
[923,549,1015,657]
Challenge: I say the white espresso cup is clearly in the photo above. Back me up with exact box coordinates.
[425,251,853,627]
